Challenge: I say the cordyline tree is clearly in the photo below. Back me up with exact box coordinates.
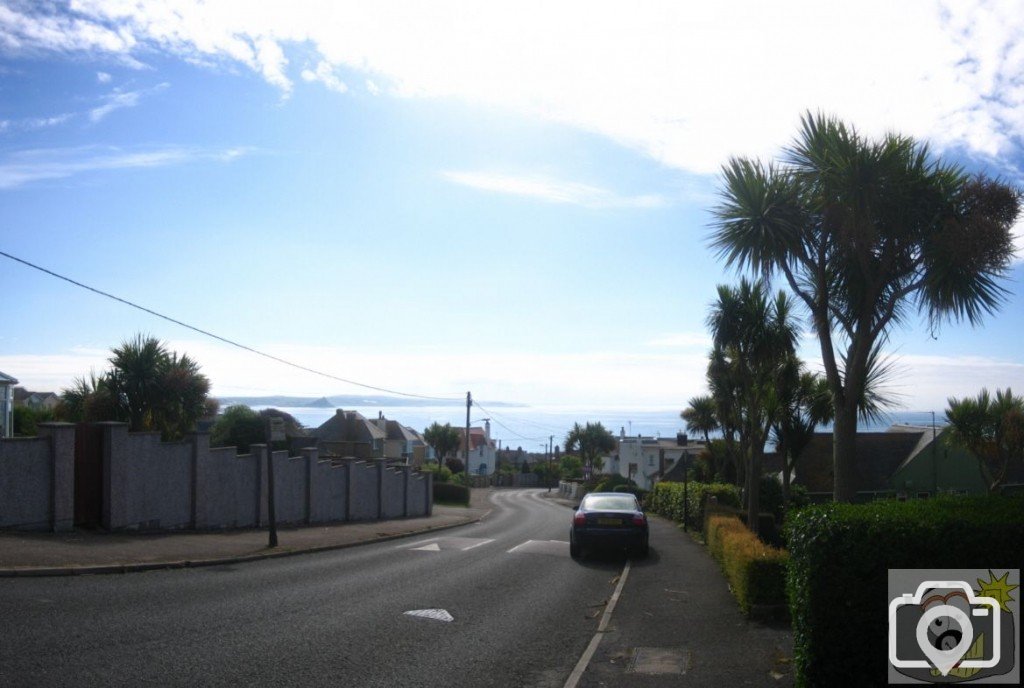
[706,279,798,532]
[423,422,461,465]
[58,334,214,441]
[945,388,1024,493]
[711,113,1021,502]
[564,422,616,477]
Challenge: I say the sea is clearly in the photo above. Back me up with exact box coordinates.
[253,403,945,452]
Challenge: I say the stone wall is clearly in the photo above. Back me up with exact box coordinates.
[0,423,74,531]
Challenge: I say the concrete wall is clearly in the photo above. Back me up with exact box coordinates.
[0,423,74,531]
[0,423,431,532]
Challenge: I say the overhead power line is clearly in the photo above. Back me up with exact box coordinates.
[0,249,460,402]
[472,400,548,442]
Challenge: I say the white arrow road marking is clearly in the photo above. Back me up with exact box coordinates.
[404,609,454,622]
[412,543,442,551]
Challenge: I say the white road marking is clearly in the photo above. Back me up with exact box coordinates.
[461,538,494,551]
[563,560,632,688]
[404,609,454,622]
[412,543,441,551]
[397,538,438,549]
[507,539,569,554]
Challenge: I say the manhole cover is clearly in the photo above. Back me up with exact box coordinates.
[627,647,689,675]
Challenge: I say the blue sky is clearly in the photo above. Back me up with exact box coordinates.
[1,0,1023,411]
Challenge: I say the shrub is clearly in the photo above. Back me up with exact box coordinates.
[786,495,1024,687]
[419,463,452,483]
[646,481,740,531]
[445,458,465,474]
[706,514,788,614]
[12,406,54,436]
[433,482,469,504]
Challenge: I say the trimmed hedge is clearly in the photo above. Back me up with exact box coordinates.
[786,495,1024,688]
[646,481,740,531]
[706,514,788,614]
[433,482,470,504]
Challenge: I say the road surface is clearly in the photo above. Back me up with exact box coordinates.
[0,489,624,687]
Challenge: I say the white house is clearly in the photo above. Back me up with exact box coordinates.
[460,420,498,476]
[604,427,706,490]
[0,371,17,438]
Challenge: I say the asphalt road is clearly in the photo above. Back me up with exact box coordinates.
[0,489,625,687]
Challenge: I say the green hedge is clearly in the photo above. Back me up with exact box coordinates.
[646,481,740,531]
[786,495,1024,688]
[433,482,469,504]
[706,514,788,614]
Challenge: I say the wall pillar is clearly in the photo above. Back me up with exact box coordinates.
[253,444,268,526]
[37,422,75,532]
[377,460,386,520]
[100,422,130,530]
[402,466,411,518]
[426,469,433,517]
[344,460,354,521]
[189,432,211,529]
[302,447,318,525]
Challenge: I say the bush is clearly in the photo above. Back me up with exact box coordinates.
[593,474,634,492]
[433,482,469,504]
[12,406,54,436]
[645,481,740,531]
[786,495,1024,687]
[419,463,452,483]
[706,514,788,614]
[445,458,465,474]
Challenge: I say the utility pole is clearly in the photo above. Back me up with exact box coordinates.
[931,410,937,495]
[548,435,554,492]
[465,391,472,504]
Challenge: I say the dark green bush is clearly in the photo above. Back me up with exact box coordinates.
[13,406,54,436]
[786,495,1024,687]
[593,474,635,492]
[646,481,740,531]
[433,482,469,504]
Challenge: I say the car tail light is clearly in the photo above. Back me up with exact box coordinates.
[632,515,646,526]
[573,512,586,526]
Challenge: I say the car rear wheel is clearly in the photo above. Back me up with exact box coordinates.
[570,533,582,559]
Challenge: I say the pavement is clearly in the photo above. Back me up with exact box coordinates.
[0,489,492,576]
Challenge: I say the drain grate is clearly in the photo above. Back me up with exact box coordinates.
[627,647,689,675]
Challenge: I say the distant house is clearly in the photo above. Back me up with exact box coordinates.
[0,372,17,438]
[370,413,430,466]
[15,389,60,411]
[459,421,497,476]
[775,424,990,499]
[604,427,706,490]
[311,409,386,460]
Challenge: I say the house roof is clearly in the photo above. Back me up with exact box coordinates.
[459,427,494,451]
[0,371,18,386]
[314,410,386,443]
[794,429,926,492]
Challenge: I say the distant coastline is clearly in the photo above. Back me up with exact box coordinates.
[215,394,525,409]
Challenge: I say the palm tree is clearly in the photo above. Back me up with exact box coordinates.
[771,361,833,503]
[681,395,719,477]
[710,113,1021,501]
[564,421,616,477]
[946,388,1024,492]
[423,422,460,465]
[706,278,797,532]
[107,334,169,432]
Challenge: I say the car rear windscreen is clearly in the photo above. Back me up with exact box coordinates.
[584,496,637,511]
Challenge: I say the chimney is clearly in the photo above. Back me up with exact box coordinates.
[485,419,491,441]
[676,432,688,446]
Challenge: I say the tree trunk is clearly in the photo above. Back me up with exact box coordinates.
[833,402,859,502]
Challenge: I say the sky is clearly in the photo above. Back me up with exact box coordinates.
[2,0,1024,415]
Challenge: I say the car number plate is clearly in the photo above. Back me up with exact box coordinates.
[596,518,621,525]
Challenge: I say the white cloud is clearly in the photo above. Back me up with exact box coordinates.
[89,82,168,122]
[0,145,248,189]
[2,1,1021,179]
[442,170,665,209]
[300,59,347,93]
[1012,217,1024,264]
[96,70,111,83]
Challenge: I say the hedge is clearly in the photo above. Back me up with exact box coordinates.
[645,481,740,531]
[785,495,1024,688]
[706,514,788,615]
[433,482,470,504]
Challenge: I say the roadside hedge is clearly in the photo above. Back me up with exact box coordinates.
[645,481,740,531]
[786,495,1024,688]
[706,514,788,615]
[433,482,469,504]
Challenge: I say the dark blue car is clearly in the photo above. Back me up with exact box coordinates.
[570,492,649,559]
